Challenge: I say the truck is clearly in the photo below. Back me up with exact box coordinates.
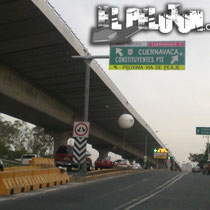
[21,154,39,165]
[54,145,92,171]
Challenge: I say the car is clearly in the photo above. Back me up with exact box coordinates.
[95,156,115,170]
[192,165,200,172]
[131,163,142,170]
[21,154,39,165]
[203,160,210,175]
[117,159,130,168]
[0,159,4,171]
[114,159,122,167]
[54,145,92,171]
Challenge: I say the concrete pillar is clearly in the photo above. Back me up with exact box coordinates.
[98,149,109,159]
[93,145,110,159]
[46,130,72,155]
[136,157,144,165]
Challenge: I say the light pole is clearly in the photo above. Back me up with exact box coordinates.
[72,55,109,175]
[144,133,148,169]
[207,135,210,160]
[165,144,168,169]
[155,131,159,169]
[203,135,210,160]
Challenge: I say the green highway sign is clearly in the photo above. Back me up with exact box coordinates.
[109,41,185,70]
[196,127,210,135]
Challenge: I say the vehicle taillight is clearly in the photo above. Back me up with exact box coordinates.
[64,155,73,161]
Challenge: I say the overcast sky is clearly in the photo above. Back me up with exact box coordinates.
[45,0,210,164]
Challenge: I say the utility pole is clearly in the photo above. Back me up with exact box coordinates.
[207,135,210,160]
[72,55,109,175]
[144,133,147,169]
[78,59,90,174]
[173,157,175,171]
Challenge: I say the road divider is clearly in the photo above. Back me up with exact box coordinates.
[5,166,38,171]
[70,169,155,182]
[30,158,55,168]
[88,168,117,174]
[0,167,69,196]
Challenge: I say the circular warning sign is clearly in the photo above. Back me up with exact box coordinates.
[73,122,89,138]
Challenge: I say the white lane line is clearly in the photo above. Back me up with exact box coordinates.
[125,173,186,210]
[114,173,185,210]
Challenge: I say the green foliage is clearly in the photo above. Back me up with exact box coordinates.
[26,127,54,157]
[189,153,207,163]
[189,143,209,169]
[0,119,18,148]
[0,114,54,159]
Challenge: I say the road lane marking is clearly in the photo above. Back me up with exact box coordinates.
[115,173,186,210]
[0,171,151,202]
[115,173,182,210]
[125,173,186,209]
[94,177,149,200]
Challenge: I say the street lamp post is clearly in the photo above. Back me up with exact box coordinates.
[207,135,210,160]
[72,55,109,175]
[155,131,159,169]
[144,133,148,169]
[203,135,210,160]
[164,144,168,169]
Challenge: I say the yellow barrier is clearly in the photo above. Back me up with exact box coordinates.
[5,166,38,171]
[0,168,69,196]
[30,158,55,168]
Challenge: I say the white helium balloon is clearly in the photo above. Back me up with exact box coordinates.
[118,114,134,129]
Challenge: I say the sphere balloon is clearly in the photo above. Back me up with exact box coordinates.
[118,114,134,129]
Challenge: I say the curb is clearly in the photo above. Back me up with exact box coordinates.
[70,169,154,182]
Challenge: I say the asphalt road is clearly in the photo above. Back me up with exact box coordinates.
[0,170,209,210]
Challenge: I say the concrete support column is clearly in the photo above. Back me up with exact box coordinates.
[46,130,72,154]
[93,146,110,159]
[98,149,109,159]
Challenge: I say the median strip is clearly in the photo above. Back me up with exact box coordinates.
[70,169,155,182]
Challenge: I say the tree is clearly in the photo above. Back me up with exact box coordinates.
[0,117,19,157]
[0,114,54,159]
[189,143,209,169]
[11,120,31,152]
[27,126,54,157]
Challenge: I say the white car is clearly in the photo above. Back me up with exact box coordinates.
[192,165,200,172]
[117,159,130,168]
[131,163,142,170]
[21,154,39,165]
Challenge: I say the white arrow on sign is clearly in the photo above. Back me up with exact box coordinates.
[116,48,123,56]
[170,55,178,64]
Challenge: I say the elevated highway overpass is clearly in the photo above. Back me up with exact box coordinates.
[0,0,180,169]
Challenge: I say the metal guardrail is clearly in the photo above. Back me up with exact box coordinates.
[0,158,21,165]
